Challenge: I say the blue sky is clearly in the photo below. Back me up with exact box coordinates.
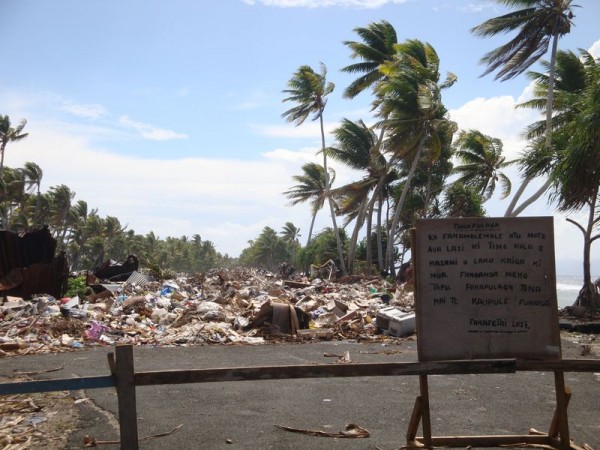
[2,0,600,274]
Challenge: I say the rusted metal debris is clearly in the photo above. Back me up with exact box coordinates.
[0,226,68,300]
[93,255,139,282]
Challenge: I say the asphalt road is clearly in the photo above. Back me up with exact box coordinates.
[1,337,599,450]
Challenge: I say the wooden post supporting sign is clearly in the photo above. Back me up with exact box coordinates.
[408,217,581,449]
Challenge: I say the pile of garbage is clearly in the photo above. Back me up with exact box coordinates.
[0,267,415,357]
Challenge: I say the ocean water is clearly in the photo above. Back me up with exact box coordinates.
[556,275,592,308]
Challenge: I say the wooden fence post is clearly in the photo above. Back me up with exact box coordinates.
[115,345,139,450]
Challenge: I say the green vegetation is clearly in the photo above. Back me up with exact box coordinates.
[3,1,600,310]
[66,275,88,299]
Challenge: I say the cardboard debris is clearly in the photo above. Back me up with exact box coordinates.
[0,267,415,356]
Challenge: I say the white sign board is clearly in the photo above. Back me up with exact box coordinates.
[414,217,561,362]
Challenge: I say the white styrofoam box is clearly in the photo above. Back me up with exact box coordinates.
[387,313,416,337]
[376,306,409,330]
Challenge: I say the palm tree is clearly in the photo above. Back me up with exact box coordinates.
[0,115,28,179]
[326,118,387,272]
[201,240,217,269]
[283,162,333,247]
[515,49,600,308]
[453,129,512,202]
[342,21,402,270]
[341,20,398,99]
[547,50,600,308]
[21,161,43,228]
[510,49,585,216]
[282,63,346,274]
[0,167,26,229]
[472,0,577,216]
[377,39,457,275]
[66,200,98,270]
[254,226,288,271]
[47,184,75,248]
[281,222,301,245]
[441,183,486,218]
[100,216,127,262]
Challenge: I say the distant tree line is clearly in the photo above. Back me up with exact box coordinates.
[0,117,233,276]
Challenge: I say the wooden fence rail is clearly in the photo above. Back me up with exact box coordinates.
[2,344,600,450]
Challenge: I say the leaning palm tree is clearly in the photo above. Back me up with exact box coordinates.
[280,221,301,264]
[546,50,600,308]
[0,115,28,179]
[283,162,333,247]
[471,0,577,216]
[282,63,347,274]
[510,49,586,216]
[47,184,75,248]
[20,161,43,228]
[453,129,512,202]
[281,222,301,245]
[377,39,457,275]
[326,118,388,272]
[342,21,403,269]
[0,167,26,229]
[341,20,398,100]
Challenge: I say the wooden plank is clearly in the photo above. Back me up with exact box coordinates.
[115,345,139,450]
[549,384,572,437]
[133,359,516,386]
[553,371,571,450]
[515,359,600,372]
[420,434,553,446]
[419,375,432,447]
[405,396,422,441]
[107,351,117,375]
[0,375,115,395]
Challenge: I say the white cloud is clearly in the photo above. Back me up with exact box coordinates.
[589,38,600,58]
[262,146,318,163]
[457,2,497,13]
[242,0,408,8]
[60,102,107,119]
[449,95,540,160]
[252,120,339,138]
[0,89,109,120]
[118,115,189,141]
[175,87,191,98]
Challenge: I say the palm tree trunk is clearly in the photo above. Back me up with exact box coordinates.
[386,135,426,276]
[376,195,384,272]
[0,142,7,179]
[366,201,373,272]
[507,31,559,218]
[582,199,594,295]
[422,167,433,217]
[319,112,347,275]
[347,197,369,273]
[571,188,600,309]
[34,184,41,228]
[545,29,559,150]
[306,211,317,247]
[504,174,531,216]
[509,177,552,217]
[358,154,398,274]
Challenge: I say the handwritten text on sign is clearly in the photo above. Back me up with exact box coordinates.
[415,217,560,362]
